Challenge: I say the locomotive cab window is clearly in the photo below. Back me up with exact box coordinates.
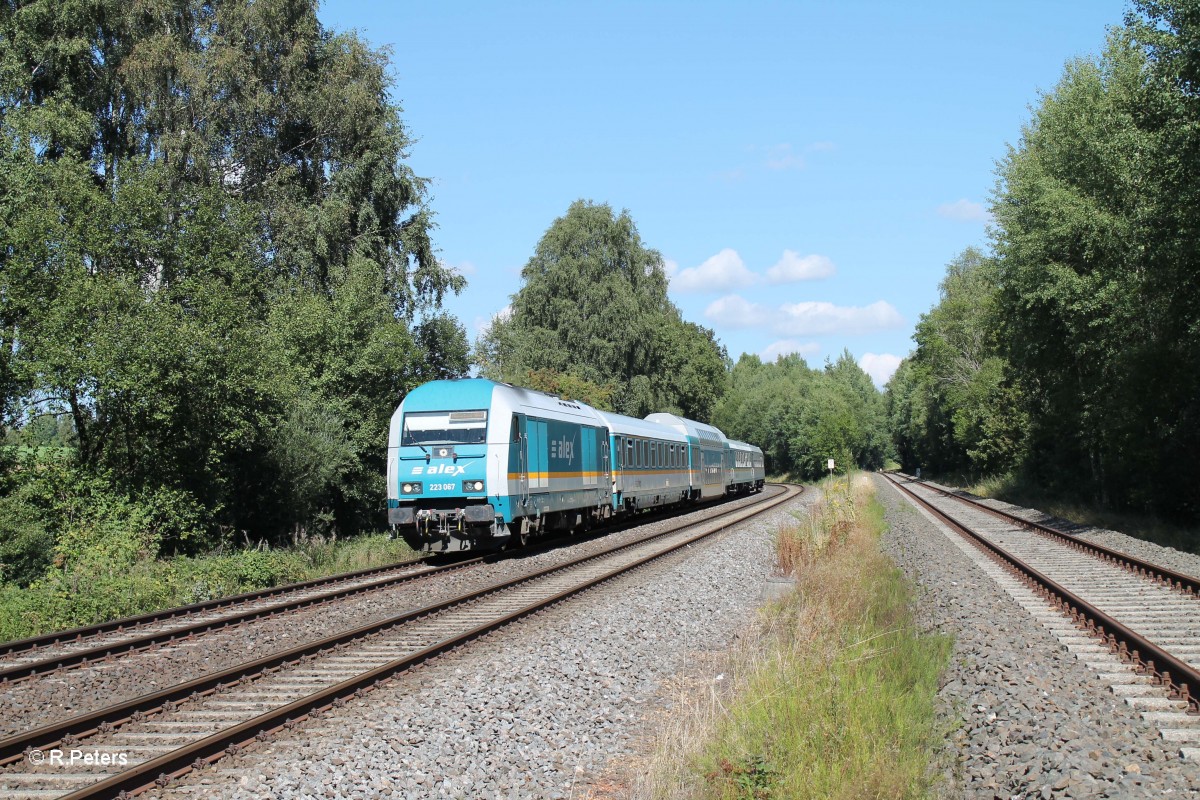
[402,410,488,446]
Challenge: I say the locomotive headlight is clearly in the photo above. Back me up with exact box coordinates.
[463,480,484,492]
[401,482,423,495]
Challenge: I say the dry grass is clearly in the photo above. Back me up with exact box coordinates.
[619,474,951,800]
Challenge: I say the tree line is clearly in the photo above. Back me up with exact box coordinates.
[0,1,890,588]
[0,0,469,582]
[888,0,1200,521]
[476,200,891,479]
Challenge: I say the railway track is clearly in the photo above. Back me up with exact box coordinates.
[883,472,1200,757]
[0,556,460,685]
[0,484,799,800]
[0,493,755,688]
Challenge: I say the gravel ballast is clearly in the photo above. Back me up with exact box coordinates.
[48,476,1200,800]
[876,474,1199,799]
[0,493,772,739]
[968,492,1200,580]
[143,491,813,800]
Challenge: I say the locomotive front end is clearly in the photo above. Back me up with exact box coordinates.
[387,381,506,552]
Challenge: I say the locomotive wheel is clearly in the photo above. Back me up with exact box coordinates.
[507,518,530,548]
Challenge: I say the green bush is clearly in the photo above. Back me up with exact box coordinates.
[0,446,209,585]
[0,530,416,642]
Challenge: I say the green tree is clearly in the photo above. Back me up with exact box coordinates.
[714,352,888,479]
[822,349,890,470]
[478,200,727,420]
[893,249,1026,477]
[0,0,467,550]
[889,3,1200,520]
[991,30,1176,509]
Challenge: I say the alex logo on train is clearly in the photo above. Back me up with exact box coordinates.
[411,464,468,476]
[550,435,576,463]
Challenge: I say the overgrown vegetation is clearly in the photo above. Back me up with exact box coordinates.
[889,0,1200,523]
[0,529,416,642]
[0,0,467,559]
[632,476,951,799]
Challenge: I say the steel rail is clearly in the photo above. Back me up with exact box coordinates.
[892,471,1200,596]
[884,473,1199,714]
[58,485,800,800]
[0,555,434,658]
[0,485,797,789]
[0,557,468,684]
[0,492,749,685]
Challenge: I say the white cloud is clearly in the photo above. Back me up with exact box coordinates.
[672,249,758,292]
[704,295,767,329]
[662,258,679,278]
[859,353,903,388]
[760,339,820,362]
[937,199,991,223]
[707,296,904,338]
[765,250,836,283]
[775,300,904,336]
[765,143,805,171]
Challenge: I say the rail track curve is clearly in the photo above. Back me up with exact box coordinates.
[0,484,800,800]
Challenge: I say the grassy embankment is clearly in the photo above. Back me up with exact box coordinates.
[0,534,418,643]
[633,474,952,800]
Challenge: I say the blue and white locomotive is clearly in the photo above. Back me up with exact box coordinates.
[386,378,765,552]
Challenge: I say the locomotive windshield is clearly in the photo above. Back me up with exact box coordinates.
[401,409,488,446]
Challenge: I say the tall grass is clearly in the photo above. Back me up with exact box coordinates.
[630,475,952,800]
[0,533,418,643]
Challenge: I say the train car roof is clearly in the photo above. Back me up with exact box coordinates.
[594,410,689,442]
[644,413,729,447]
[399,379,606,424]
[490,381,608,424]
[727,439,762,454]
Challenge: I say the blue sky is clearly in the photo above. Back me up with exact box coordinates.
[321,0,1129,387]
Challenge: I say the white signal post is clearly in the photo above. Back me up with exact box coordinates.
[827,458,834,483]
